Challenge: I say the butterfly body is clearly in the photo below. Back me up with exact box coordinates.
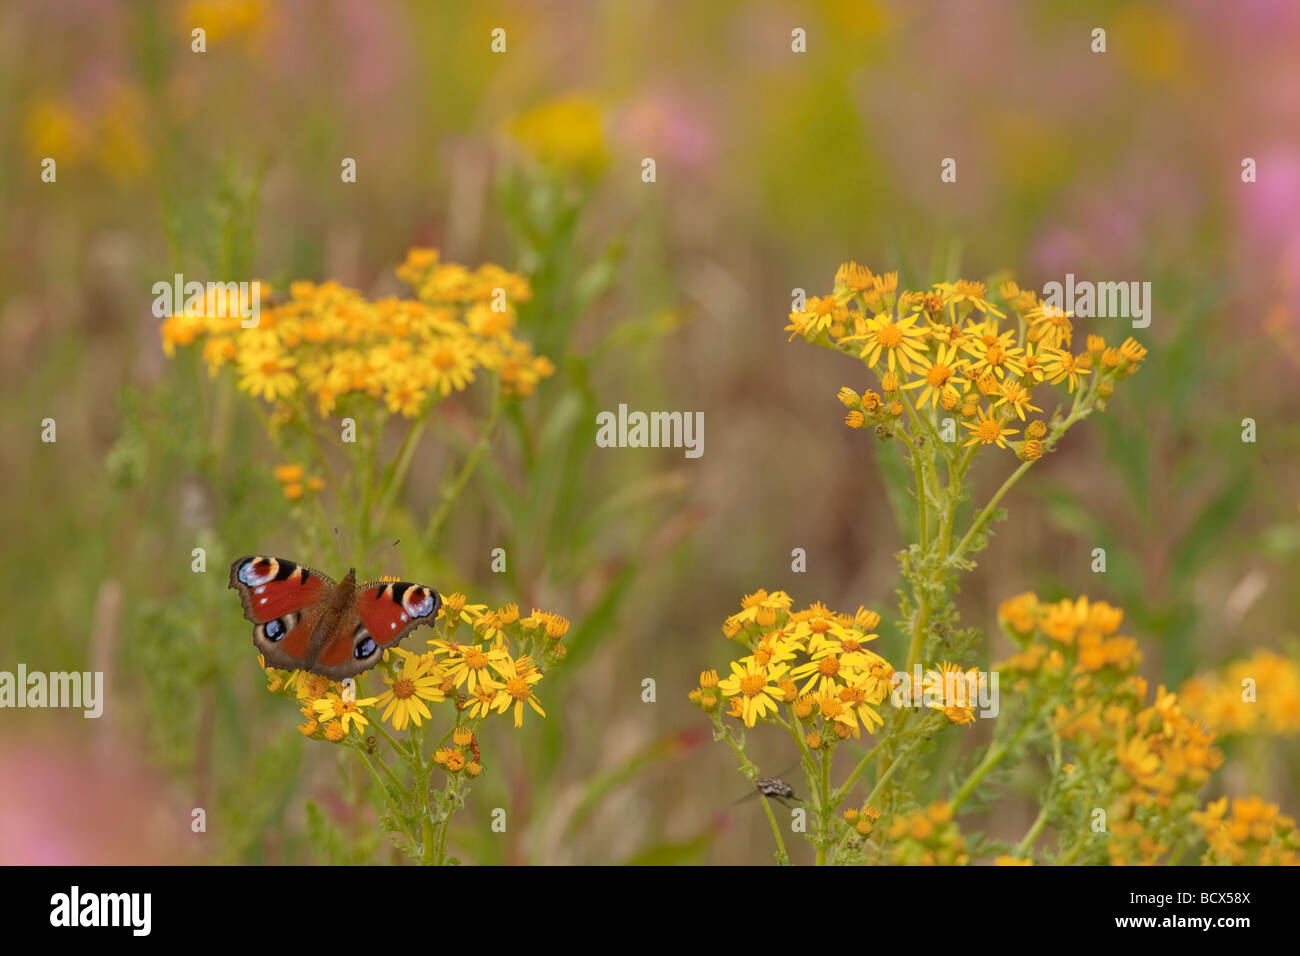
[228,556,442,679]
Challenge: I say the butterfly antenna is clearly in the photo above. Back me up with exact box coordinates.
[378,538,401,572]
[332,526,346,568]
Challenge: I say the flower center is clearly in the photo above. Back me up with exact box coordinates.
[926,364,952,387]
[465,649,487,669]
[739,673,767,697]
[432,348,456,370]
[985,344,1007,366]
[392,678,415,700]
[978,419,1001,442]
[819,655,841,676]
[506,677,531,701]
[876,325,903,348]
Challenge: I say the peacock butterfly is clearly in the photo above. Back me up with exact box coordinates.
[228,555,442,680]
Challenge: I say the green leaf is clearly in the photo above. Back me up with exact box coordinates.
[1170,472,1250,586]
[620,831,715,866]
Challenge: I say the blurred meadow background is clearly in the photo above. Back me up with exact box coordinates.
[2,0,1299,864]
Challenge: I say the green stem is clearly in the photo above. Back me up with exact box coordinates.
[904,590,931,676]
[288,397,342,507]
[779,712,816,766]
[911,437,929,549]
[817,747,832,863]
[1166,837,1188,866]
[951,717,1034,812]
[434,776,460,865]
[937,445,974,559]
[1055,839,1088,865]
[358,407,387,555]
[714,716,789,863]
[779,712,822,808]
[950,742,1007,811]
[357,751,417,848]
[374,417,426,531]
[949,459,1034,564]
[367,748,406,792]
[863,748,910,808]
[422,801,437,864]
[426,393,503,546]
[1014,805,1050,857]
[830,738,887,805]
[370,717,410,758]
[715,718,757,778]
[760,795,791,866]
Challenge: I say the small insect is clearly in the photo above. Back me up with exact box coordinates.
[735,775,802,809]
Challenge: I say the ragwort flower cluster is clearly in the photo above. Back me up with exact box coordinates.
[697,263,1293,866]
[993,593,1291,865]
[262,589,569,864]
[692,590,913,865]
[791,263,1144,462]
[693,590,894,739]
[1193,796,1300,866]
[263,591,568,744]
[160,248,556,561]
[696,264,1154,866]
[160,247,555,418]
[1178,649,1300,738]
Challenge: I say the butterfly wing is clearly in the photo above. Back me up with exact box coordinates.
[308,580,443,680]
[229,556,335,672]
[358,580,442,648]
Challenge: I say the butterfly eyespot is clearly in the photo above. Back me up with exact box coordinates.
[352,624,378,660]
[239,557,279,587]
[260,612,299,643]
[401,587,438,619]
